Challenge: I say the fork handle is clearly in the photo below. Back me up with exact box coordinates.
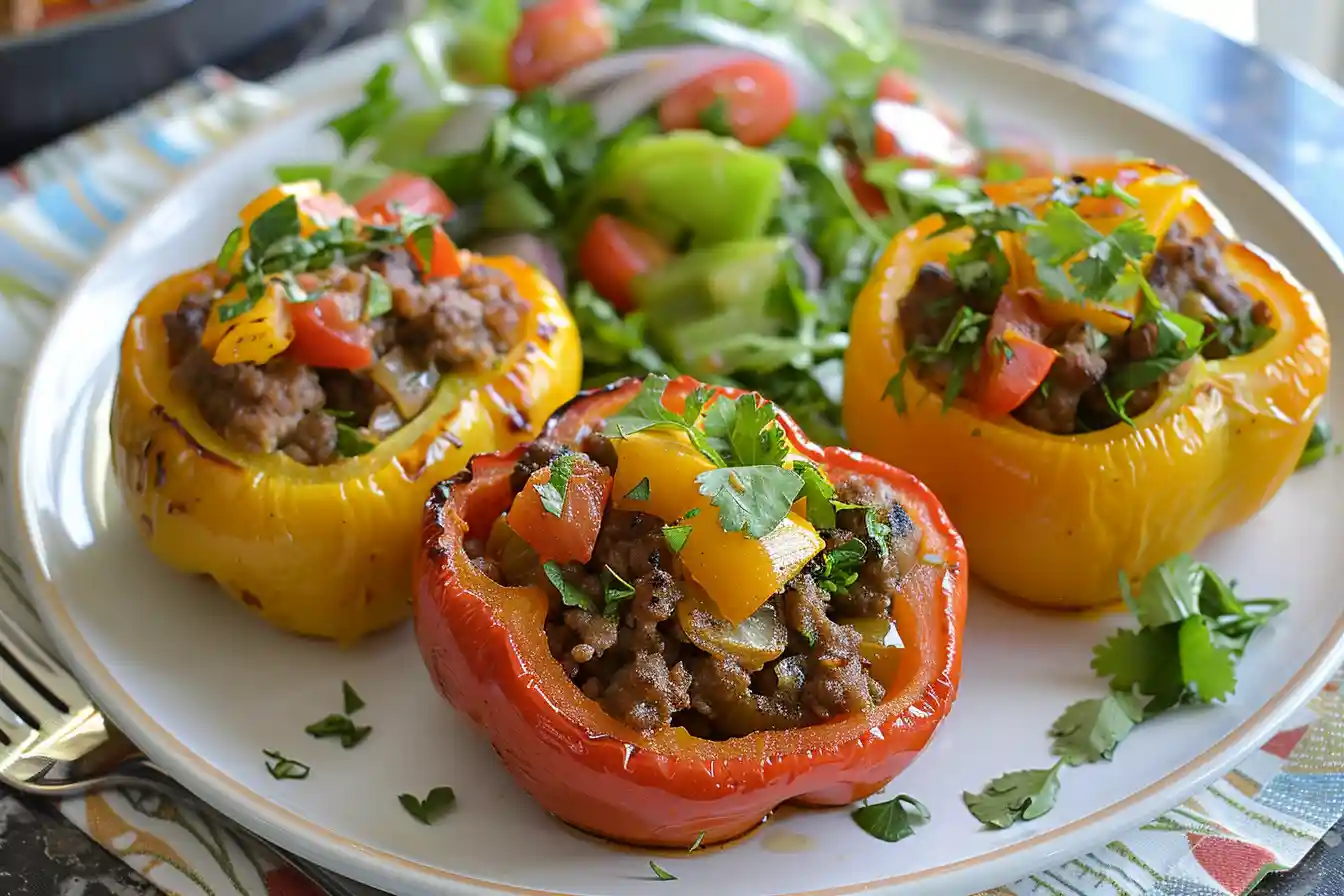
[99,754,370,896]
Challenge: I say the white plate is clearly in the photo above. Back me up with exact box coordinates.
[12,28,1344,896]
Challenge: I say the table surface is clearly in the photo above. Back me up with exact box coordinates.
[4,0,1344,894]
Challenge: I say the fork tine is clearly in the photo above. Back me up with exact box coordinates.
[0,692,31,745]
[0,611,87,712]
[0,651,68,729]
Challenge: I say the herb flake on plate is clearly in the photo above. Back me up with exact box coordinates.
[399,786,457,824]
[851,794,931,842]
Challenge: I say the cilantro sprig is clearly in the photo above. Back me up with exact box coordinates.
[1094,556,1287,715]
[966,554,1287,830]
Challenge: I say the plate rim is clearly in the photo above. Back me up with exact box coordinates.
[11,25,1344,896]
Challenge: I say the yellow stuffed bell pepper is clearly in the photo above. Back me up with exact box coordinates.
[112,181,581,643]
[843,162,1330,609]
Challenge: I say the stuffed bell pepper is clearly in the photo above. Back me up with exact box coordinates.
[415,375,967,847]
[844,160,1330,609]
[113,177,581,642]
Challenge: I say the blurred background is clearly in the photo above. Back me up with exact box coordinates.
[0,0,1340,166]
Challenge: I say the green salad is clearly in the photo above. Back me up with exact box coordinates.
[280,0,1051,442]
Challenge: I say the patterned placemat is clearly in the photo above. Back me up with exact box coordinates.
[0,59,1342,896]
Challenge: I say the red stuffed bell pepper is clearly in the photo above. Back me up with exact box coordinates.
[414,375,968,847]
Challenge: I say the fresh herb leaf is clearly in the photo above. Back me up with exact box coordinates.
[1091,625,1187,716]
[696,465,804,539]
[327,63,402,153]
[607,375,725,466]
[792,459,836,529]
[535,453,579,517]
[216,227,242,271]
[1049,690,1146,765]
[1177,615,1238,703]
[625,477,651,501]
[304,714,372,749]
[864,506,892,561]
[698,95,735,137]
[601,566,637,617]
[1096,556,1284,716]
[1299,420,1332,469]
[816,539,867,594]
[364,269,393,319]
[963,762,1063,829]
[263,749,310,781]
[335,423,376,458]
[1121,554,1204,628]
[684,508,701,518]
[649,861,677,881]
[342,681,365,715]
[688,831,706,853]
[542,561,597,613]
[851,794,931,842]
[399,786,456,824]
[663,524,693,553]
[702,392,790,467]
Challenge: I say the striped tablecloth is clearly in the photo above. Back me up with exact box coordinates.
[1,61,1343,896]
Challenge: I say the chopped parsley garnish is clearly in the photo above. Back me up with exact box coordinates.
[662,524,693,553]
[535,453,579,517]
[698,96,735,137]
[851,794,931,842]
[212,196,448,324]
[816,540,867,594]
[542,561,598,613]
[695,466,803,539]
[624,477,651,501]
[702,392,790,466]
[305,714,372,749]
[342,681,365,715]
[792,460,837,529]
[1048,689,1146,765]
[1299,420,1332,469]
[399,786,457,825]
[688,831,706,853]
[607,376,723,465]
[963,761,1063,829]
[215,227,242,271]
[263,749,310,781]
[364,269,392,319]
[326,62,401,153]
[649,861,677,881]
[1094,555,1286,715]
[335,423,376,458]
[684,508,701,519]
[601,565,636,617]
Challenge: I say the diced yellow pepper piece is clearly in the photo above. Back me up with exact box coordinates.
[609,430,824,625]
[204,281,294,365]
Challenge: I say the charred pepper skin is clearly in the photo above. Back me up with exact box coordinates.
[414,376,968,848]
[844,164,1330,610]
[112,255,581,643]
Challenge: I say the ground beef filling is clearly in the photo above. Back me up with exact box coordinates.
[164,252,523,464]
[899,222,1272,435]
[468,438,921,739]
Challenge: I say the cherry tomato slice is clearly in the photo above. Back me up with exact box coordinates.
[508,0,613,92]
[408,227,464,280]
[659,59,796,148]
[508,455,613,564]
[877,70,920,105]
[577,214,673,313]
[286,296,376,370]
[844,161,890,218]
[974,290,1057,417]
[354,173,455,222]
